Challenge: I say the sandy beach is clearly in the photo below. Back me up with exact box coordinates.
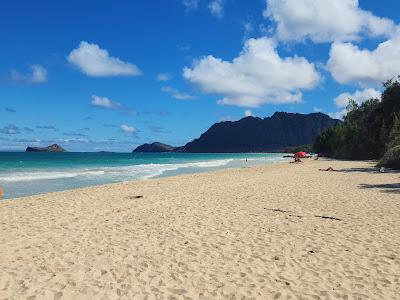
[0,159,399,299]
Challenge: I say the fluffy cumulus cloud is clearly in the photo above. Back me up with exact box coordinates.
[264,0,398,43]
[334,88,381,108]
[208,0,224,18]
[11,65,47,84]
[183,37,320,107]
[91,95,121,109]
[327,38,400,86]
[67,41,141,77]
[161,86,195,100]
[121,124,137,135]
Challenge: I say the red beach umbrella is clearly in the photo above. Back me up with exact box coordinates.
[295,151,307,158]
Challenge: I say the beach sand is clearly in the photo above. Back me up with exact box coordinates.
[0,159,399,299]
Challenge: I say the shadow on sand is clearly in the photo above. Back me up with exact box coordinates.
[333,167,379,174]
[359,183,400,195]
[322,165,400,194]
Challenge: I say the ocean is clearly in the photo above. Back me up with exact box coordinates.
[0,152,286,199]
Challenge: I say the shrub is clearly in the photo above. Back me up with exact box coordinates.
[379,145,400,169]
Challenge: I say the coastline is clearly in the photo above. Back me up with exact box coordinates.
[0,152,286,199]
[0,159,288,202]
[0,159,399,298]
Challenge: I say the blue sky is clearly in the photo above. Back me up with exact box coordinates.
[1,0,400,151]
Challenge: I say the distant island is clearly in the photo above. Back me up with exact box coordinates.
[133,112,340,153]
[26,144,66,152]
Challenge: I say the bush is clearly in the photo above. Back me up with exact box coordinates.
[379,145,400,169]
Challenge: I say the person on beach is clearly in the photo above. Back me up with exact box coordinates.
[319,167,336,171]
[290,157,302,163]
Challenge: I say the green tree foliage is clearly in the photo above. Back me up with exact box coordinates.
[379,145,400,169]
[387,112,400,149]
[314,77,400,167]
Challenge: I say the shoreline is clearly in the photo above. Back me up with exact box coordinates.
[0,156,288,201]
[0,159,399,298]
[0,152,287,200]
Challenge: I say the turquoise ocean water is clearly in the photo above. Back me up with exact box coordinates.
[0,152,286,199]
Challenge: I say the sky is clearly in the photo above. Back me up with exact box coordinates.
[1,0,400,152]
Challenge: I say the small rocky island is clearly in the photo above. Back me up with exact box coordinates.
[26,144,66,152]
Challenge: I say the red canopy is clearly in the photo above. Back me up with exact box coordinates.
[295,151,307,158]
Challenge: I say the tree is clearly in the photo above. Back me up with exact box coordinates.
[387,112,400,149]
[314,77,400,164]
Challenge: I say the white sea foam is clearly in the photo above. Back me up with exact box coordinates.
[0,156,287,184]
[100,159,235,180]
[0,170,106,182]
[0,159,235,183]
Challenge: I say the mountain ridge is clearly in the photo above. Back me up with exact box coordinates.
[133,112,341,153]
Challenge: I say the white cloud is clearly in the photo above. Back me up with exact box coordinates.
[157,73,171,81]
[11,65,47,84]
[328,110,347,120]
[334,88,381,108]
[90,95,136,116]
[182,0,199,12]
[91,95,121,109]
[67,41,141,77]
[264,0,398,43]
[121,124,137,135]
[183,37,320,107]
[244,110,253,117]
[208,0,223,18]
[327,38,400,86]
[162,86,195,100]
[329,88,381,120]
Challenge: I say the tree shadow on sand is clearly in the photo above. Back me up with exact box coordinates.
[359,183,400,194]
[333,167,380,174]
[331,166,399,174]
